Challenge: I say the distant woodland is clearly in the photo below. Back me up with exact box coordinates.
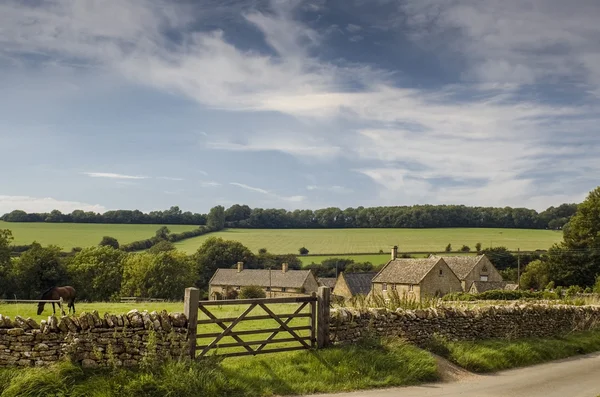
[1,203,578,230]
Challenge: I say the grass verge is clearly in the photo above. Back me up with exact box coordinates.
[426,330,600,373]
[0,338,437,397]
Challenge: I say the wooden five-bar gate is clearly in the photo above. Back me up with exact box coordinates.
[184,287,330,359]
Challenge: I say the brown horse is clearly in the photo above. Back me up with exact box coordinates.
[37,286,76,316]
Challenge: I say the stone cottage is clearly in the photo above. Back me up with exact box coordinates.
[429,254,504,292]
[317,277,337,290]
[208,262,319,300]
[372,253,462,300]
[332,272,377,302]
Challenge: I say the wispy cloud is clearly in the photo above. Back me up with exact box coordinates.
[230,182,305,203]
[0,195,106,214]
[307,185,353,194]
[157,176,184,181]
[83,172,149,180]
[200,181,221,188]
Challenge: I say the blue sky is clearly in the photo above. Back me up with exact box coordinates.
[1,0,599,214]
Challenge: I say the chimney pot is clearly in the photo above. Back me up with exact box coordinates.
[391,246,398,260]
[282,263,288,273]
[237,262,243,272]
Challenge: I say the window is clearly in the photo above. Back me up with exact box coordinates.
[382,283,387,291]
[439,269,443,276]
[281,287,286,292]
[409,284,414,291]
[391,284,396,291]
[480,275,488,281]
[482,265,488,272]
[266,287,271,291]
[236,286,240,290]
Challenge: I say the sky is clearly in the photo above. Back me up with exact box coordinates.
[1,0,599,215]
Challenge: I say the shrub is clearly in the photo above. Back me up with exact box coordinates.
[475,242,482,252]
[445,243,452,252]
[99,236,120,249]
[460,245,471,252]
[239,286,266,299]
[298,247,309,255]
[441,292,476,301]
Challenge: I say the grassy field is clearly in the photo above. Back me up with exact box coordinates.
[0,221,197,250]
[299,252,477,266]
[175,228,562,254]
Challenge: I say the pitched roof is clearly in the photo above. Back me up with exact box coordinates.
[210,269,312,288]
[341,272,377,296]
[372,258,441,284]
[318,278,337,289]
[470,281,508,293]
[431,255,484,280]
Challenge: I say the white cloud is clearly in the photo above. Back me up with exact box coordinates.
[306,185,353,194]
[83,172,149,180]
[346,23,362,33]
[0,195,106,214]
[230,182,305,203]
[400,0,600,86]
[157,176,184,181]
[200,181,221,188]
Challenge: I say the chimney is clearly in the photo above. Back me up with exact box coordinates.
[391,246,398,260]
[237,262,243,272]
[282,263,288,273]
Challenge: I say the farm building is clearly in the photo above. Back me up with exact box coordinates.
[317,277,337,290]
[429,254,504,292]
[208,262,319,300]
[332,272,377,302]
[372,252,462,300]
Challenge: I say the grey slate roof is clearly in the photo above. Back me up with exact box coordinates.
[470,281,508,293]
[372,258,441,285]
[342,272,377,296]
[318,278,337,289]
[431,255,484,280]
[210,269,312,288]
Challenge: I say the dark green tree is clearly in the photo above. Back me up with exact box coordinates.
[12,242,67,299]
[99,236,119,249]
[155,226,171,240]
[0,229,14,299]
[207,205,226,230]
[445,243,452,252]
[193,237,255,291]
[299,247,309,255]
[66,246,125,301]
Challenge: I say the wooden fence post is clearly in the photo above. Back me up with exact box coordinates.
[184,287,200,359]
[317,286,330,348]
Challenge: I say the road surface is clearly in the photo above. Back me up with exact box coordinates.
[307,352,600,397]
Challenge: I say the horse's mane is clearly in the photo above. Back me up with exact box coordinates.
[39,286,55,299]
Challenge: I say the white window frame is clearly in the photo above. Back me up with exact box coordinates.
[480,275,488,281]
[382,283,387,291]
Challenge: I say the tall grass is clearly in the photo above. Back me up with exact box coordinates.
[346,291,439,311]
[0,338,437,397]
[425,330,600,373]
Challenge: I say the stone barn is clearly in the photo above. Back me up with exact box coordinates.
[332,272,377,302]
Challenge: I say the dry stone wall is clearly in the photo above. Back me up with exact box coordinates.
[329,304,600,346]
[0,310,188,368]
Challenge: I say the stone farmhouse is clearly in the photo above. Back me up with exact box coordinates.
[371,255,462,300]
[208,262,319,300]
[332,272,377,302]
[429,254,505,292]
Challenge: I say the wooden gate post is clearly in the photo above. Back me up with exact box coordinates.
[184,287,200,359]
[317,286,330,348]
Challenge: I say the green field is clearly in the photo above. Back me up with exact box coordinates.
[0,221,197,250]
[175,228,563,255]
[299,252,477,266]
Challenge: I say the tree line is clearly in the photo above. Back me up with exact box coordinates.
[1,203,577,230]
[0,230,304,301]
